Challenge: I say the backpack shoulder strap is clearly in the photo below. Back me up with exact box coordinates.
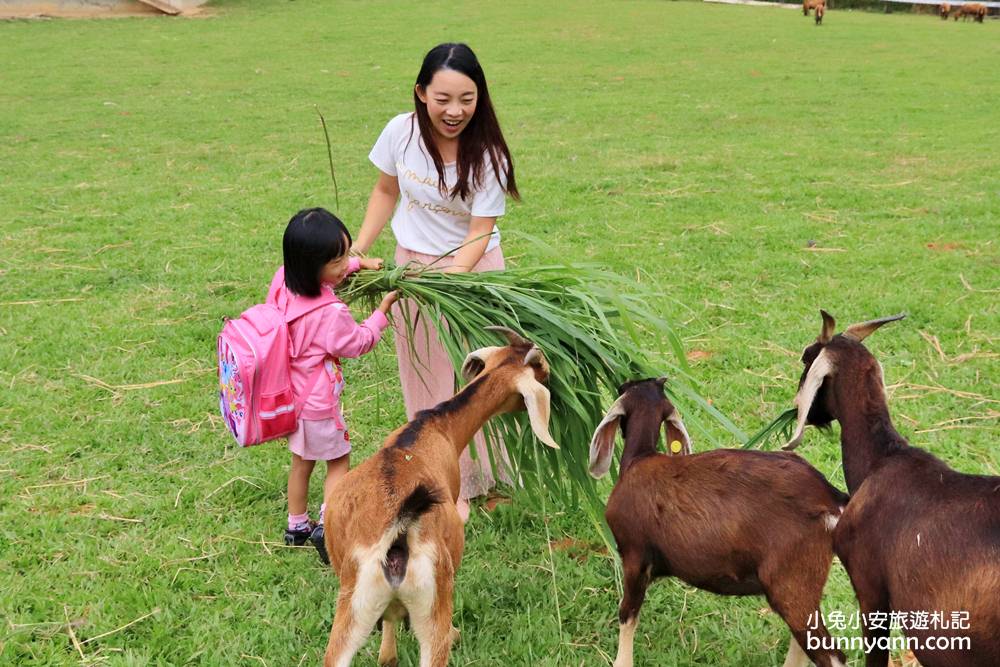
[294,362,328,418]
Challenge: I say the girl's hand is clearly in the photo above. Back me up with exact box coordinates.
[378,290,399,313]
[359,257,385,271]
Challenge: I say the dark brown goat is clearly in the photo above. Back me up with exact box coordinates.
[590,378,849,667]
[785,311,1000,667]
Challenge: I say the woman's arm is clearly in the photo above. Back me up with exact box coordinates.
[354,171,400,255]
[445,216,496,273]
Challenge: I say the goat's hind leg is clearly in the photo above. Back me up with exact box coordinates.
[613,554,653,667]
[761,554,846,667]
[408,558,456,667]
[324,573,391,667]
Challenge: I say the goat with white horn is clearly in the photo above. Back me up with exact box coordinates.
[786,310,1000,667]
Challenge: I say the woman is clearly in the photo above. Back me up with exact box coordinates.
[353,42,520,522]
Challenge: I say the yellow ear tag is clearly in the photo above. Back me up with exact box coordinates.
[670,440,683,454]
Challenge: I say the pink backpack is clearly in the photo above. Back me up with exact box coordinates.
[217,294,335,447]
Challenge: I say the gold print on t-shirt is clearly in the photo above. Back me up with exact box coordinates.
[403,190,465,218]
[401,166,439,188]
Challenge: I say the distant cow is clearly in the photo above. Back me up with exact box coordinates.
[953,3,987,21]
[815,2,826,23]
[803,0,825,15]
[939,2,951,18]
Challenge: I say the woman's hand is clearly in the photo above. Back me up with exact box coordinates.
[378,290,400,314]
[359,257,385,271]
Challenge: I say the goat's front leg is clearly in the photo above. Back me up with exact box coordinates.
[377,619,398,667]
[841,563,891,667]
[858,592,892,667]
[613,555,652,667]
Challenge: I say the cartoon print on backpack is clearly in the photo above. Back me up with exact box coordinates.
[218,341,247,440]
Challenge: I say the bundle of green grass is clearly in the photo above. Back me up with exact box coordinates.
[342,255,786,515]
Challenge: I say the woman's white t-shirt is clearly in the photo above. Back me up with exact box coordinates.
[369,113,505,256]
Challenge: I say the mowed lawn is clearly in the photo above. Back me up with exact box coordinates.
[1,0,997,664]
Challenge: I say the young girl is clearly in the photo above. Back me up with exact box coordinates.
[267,207,397,561]
[352,43,520,522]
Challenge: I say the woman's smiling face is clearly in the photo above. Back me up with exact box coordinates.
[416,68,478,145]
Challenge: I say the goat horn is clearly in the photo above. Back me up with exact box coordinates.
[819,310,836,344]
[484,325,531,347]
[843,313,906,342]
[524,346,543,366]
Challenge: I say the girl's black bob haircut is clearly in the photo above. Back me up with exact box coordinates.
[282,207,352,297]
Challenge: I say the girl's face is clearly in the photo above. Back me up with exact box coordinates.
[416,69,478,144]
[320,237,351,286]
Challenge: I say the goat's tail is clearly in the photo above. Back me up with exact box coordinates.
[381,484,443,588]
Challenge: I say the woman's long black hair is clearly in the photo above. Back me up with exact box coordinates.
[412,43,520,202]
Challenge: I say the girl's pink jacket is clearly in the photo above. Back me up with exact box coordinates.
[266,258,389,420]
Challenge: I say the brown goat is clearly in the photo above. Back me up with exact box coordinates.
[804,0,826,15]
[939,2,951,18]
[953,3,987,21]
[785,311,1000,667]
[590,378,849,667]
[815,3,826,25]
[322,327,558,667]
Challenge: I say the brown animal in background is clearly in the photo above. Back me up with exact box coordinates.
[590,378,849,667]
[785,311,1000,667]
[953,3,987,21]
[939,2,951,18]
[321,327,559,667]
[804,0,826,15]
[815,3,826,24]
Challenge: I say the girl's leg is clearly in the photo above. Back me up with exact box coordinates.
[321,452,350,519]
[288,452,317,517]
[311,452,350,566]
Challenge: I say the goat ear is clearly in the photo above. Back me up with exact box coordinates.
[843,313,906,342]
[663,408,692,456]
[461,346,503,382]
[784,348,836,450]
[523,345,544,368]
[514,372,559,449]
[819,310,836,344]
[589,397,625,478]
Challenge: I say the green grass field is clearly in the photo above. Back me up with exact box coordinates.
[1,0,997,664]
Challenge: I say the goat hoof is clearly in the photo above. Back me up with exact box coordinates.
[377,658,398,667]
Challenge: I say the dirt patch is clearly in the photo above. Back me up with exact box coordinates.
[0,1,207,18]
[549,538,608,562]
